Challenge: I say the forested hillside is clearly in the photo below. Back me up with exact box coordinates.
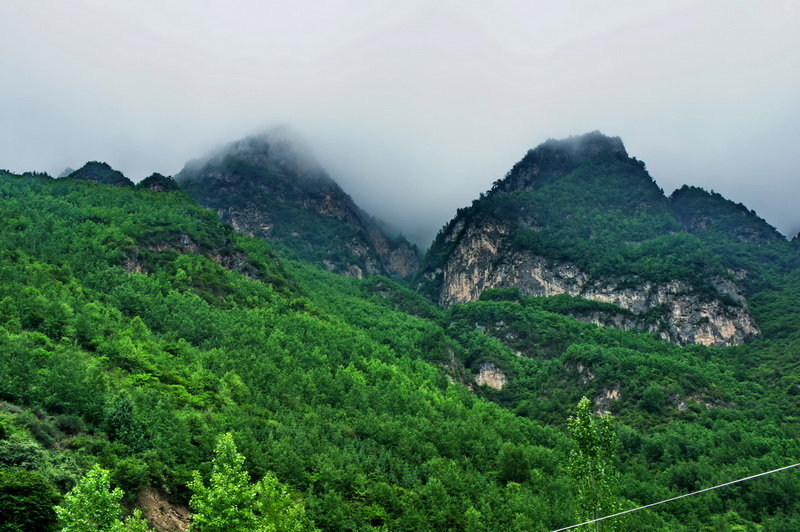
[1,157,800,531]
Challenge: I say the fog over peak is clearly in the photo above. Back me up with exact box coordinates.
[180,125,321,176]
[1,1,799,247]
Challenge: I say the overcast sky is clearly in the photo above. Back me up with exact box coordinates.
[1,1,798,246]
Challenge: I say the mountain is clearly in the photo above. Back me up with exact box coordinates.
[419,132,765,346]
[66,161,133,186]
[175,131,419,279]
[137,172,180,192]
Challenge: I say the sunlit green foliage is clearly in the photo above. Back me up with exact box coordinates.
[0,171,574,529]
[189,433,315,532]
[55,464,149,532]
[568,397,621,530]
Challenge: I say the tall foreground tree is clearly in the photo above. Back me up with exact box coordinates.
[567,397,622,530]
[55,464,149,532]
[188,433,316,532]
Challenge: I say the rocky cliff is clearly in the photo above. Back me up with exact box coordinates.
[420,132,761,346]
[435,216,757,345]
[175,131,419,279]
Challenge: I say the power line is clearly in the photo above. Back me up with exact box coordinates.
[552,461,800,531]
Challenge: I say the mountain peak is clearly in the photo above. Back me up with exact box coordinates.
[179,129,329,189]
[536,130,627,159]
[66,161,133,187]
[492,131,629,194]
[419,131,763,346]
[137,172,179,192]
[175,131,419,279]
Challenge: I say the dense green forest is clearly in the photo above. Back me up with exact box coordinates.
[1,169,800,530]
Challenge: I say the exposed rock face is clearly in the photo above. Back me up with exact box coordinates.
[594,386,621,415]
[137,488,190,532]
[436,217,758,346]
[475,362,508,390]
[176,131,419,279]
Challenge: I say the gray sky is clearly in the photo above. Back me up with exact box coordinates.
[1,0,799,246]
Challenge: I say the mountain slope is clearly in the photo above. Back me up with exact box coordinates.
[0,170,577,530]
[419,132,760,346]
[176,132,419,279]
[3,162,800,530]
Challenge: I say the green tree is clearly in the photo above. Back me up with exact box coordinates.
[54,464,149,532]
[497,443,529,484]
[188,433,315,532]
[0,468,60,532]
[567,397,621,530]
[639,384,665,414]
[104,395,147,452]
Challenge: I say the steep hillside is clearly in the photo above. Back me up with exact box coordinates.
[2,168,800,530]
[670,185,783,245]
[0,171,574,530]
[176,132,419,279]
[669,185,799,282]
[419,132,762,346]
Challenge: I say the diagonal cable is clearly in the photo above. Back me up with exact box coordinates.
[553,461,800,531]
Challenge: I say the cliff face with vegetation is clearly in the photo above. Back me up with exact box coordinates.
[176,132,419,279]
[420,132,764,346]
[435,217,757,345]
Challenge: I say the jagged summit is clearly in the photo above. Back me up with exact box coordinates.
[491,131,629,195]
[176,131,419,279]
[66,161,133,187]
